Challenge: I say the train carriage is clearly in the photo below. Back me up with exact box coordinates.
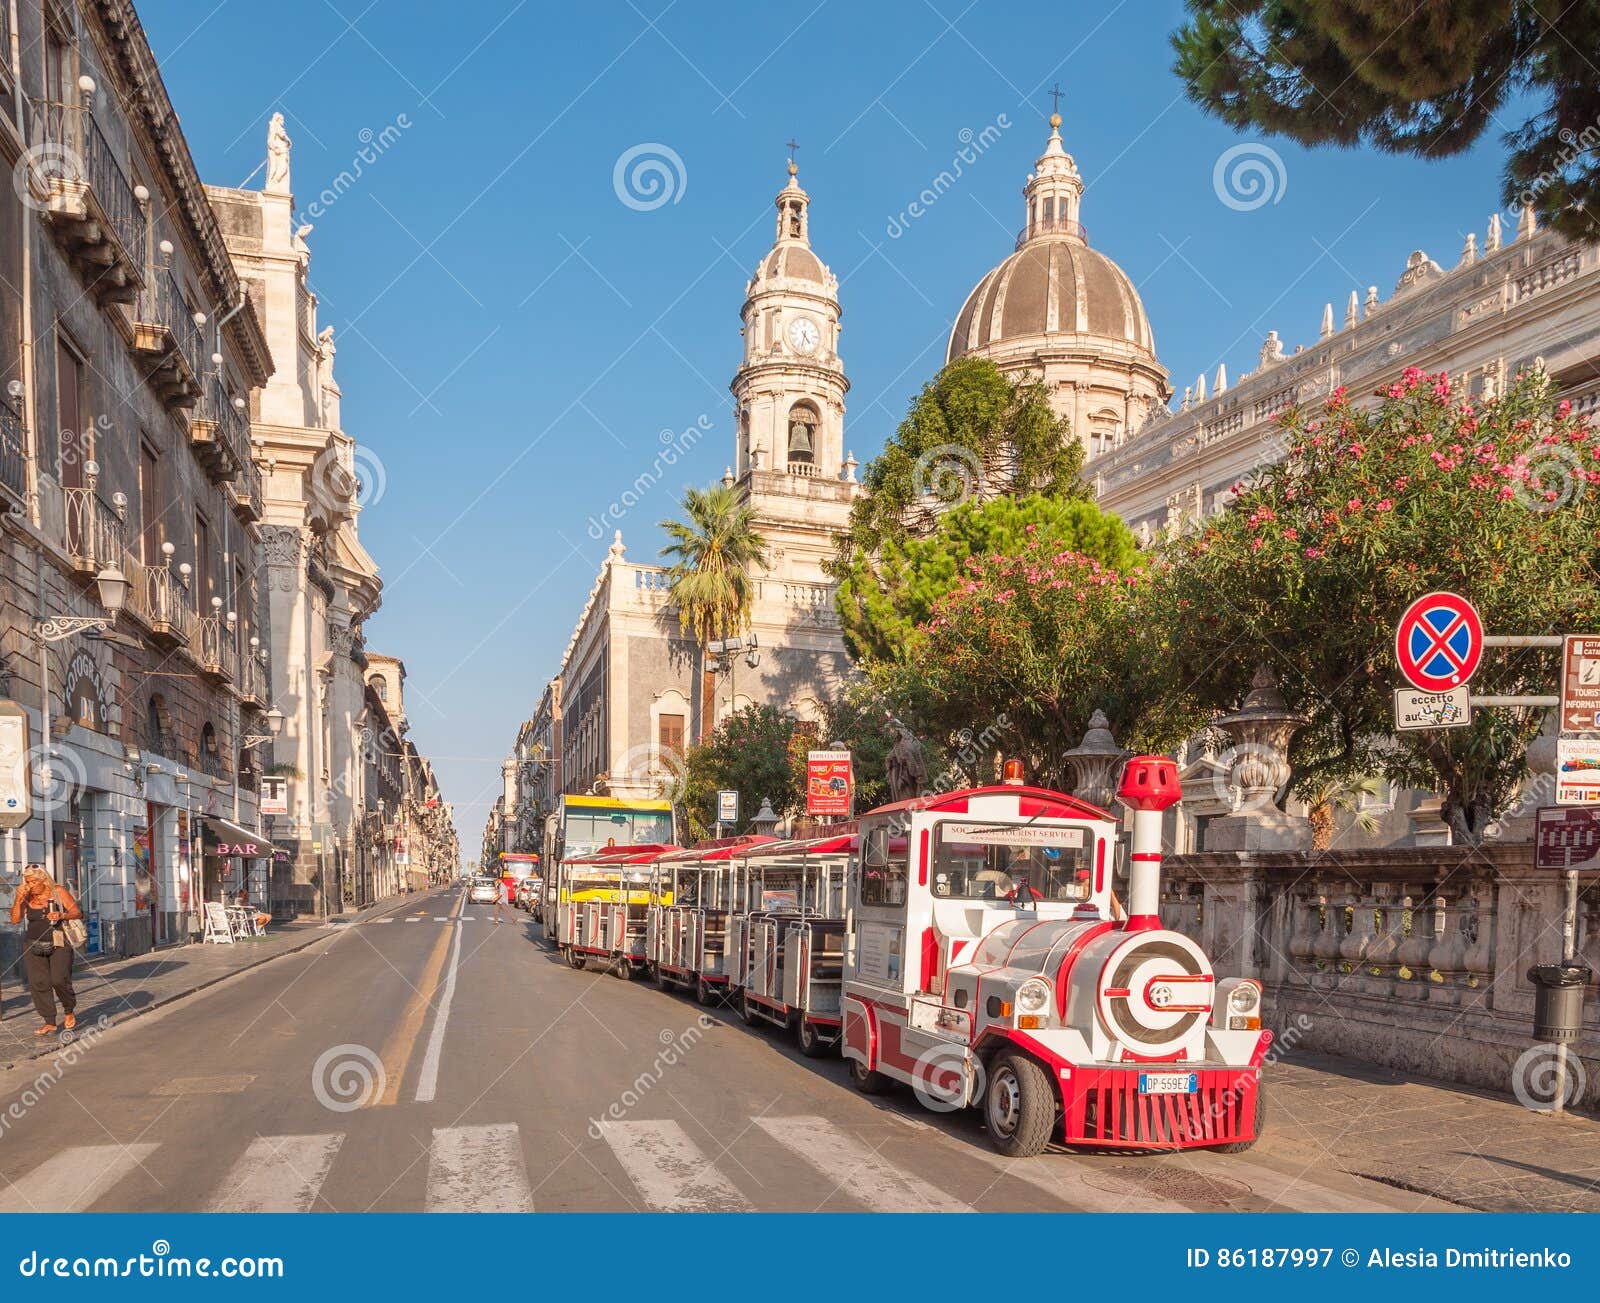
[647,837,772,1004]
[841,756,1270,1157]
[553,844,678,978]
[727,831,853,1057]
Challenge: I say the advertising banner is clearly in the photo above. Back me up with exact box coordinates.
[806,750,853,816]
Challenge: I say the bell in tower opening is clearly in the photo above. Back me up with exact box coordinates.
[787,402,818,465]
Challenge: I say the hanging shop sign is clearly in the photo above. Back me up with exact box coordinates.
[259,775,289,817]
[0,701,31,830]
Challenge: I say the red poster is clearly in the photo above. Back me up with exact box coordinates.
[807,750,853,816]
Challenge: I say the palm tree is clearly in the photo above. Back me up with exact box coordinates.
[659,484,768,737]
[1304,775,1387,851]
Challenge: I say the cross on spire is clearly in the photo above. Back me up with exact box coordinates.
[786,137,799,162]
[1049,83,1063,117]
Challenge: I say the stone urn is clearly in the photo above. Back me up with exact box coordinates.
[1061,710,1128,812]
[1202,664,1312,852]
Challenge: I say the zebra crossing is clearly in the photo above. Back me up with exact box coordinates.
[0,1114,1418,1214]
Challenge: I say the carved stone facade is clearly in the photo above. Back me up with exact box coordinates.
[1090,207,1600,539]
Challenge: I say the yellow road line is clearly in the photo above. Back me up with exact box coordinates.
[372,893,461,1106]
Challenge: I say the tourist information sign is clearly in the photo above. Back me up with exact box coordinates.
[1395,591,1484,693]
[1535,806,1600,871]
[1555,738,1600,806]
[1561,634,1600,733]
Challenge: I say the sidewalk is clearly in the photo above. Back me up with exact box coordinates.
[0,896,412,1069]
[1271,1050,1600,1212]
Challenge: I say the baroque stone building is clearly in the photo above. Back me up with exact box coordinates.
[208,119,456,912]
[0,0,276,960]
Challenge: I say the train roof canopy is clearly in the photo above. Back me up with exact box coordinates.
[864,785,1113,822]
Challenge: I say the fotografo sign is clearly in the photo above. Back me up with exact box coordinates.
[0,701,31,830]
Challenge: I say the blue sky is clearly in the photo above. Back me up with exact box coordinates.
[140,0,1515,848]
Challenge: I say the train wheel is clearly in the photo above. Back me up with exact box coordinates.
[796,1018,832,1059]
[848,1056,891,1095]
[740,991,760,1026]
[615,958,634,981]
[984,1052,1055,1158]
[1213,1082,1266,1154]
[565,947,586,971]
[695,978,716,1007]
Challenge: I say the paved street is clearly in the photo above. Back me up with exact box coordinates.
[1,883,1593,1214]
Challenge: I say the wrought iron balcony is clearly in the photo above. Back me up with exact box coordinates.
[131,561,195,649]
[0,389,24,505]
[194,612,237,683]
[29,97,143,305]
[134,267,205,411]
[62,477,127,575]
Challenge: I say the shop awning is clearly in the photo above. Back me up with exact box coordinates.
[203,817,276,860]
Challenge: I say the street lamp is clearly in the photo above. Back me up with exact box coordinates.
[240,706,284,750]
[31,568,130,878]
[708,632,760,727]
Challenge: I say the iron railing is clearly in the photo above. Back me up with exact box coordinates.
[63,486,126,570]
[1015,216,1088,248]
[32,97,142,259]
[138,267,205,379]
[136,561,195,641]
[0,389,23,503]
[195,613,237,680]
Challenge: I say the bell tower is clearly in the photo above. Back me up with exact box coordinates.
[731,151,848,478]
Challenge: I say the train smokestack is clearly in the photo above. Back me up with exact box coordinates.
[1116,754,1182,931]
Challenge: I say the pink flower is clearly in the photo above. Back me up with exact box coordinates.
[1376,499,1394,511]
[1304,547,1324,559]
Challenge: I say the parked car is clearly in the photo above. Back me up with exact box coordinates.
[468,877,501,906]
[514,877,539,910]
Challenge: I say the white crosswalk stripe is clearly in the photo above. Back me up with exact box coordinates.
[1183,1155,1402,1212]
[0,1144,159,1213]
[208,1134,343,1212]
[426,1124,534,1212]
[597,1120,755,1212]
[754,1115,973,1212]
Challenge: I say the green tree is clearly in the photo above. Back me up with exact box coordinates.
[895,544,1196,788]
[681,704,803,842]
[836,493,1144,664]
[834,356,1083,561]
[1162,366,1600,841]
[660,483,768,736]
[1172,1,1600,242]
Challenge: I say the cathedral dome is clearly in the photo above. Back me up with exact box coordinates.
[763,243,826,283]
[946,235,1155,362]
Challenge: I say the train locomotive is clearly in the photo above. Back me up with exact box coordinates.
[540,754,1270,1158]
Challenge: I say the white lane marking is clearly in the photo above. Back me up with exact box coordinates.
[459,916,475,922]
[404,918,422,923]
[1183,1155,1401,1212]
[598,1120,754,1212]
[208,1134,344,1213]
[373,918,394,925]
[966,1149,1187,1213]
[433,916,449,922]
[413,908,465,1104]
[753,1116,972,1212]
[0,1144,160,1213]
[425,1124,533,1212]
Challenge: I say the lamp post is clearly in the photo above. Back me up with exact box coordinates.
[32,567,130,881]
[707,632,760,729]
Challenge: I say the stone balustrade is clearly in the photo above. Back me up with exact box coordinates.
[1158,842,1599,1106]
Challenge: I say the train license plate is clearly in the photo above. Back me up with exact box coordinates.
[1138,1072,1199,1095]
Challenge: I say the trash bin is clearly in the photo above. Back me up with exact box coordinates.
[1527,961,1591,1043]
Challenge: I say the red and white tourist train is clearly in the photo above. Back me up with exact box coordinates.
[541,755,1270,1157]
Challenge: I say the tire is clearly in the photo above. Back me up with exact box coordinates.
[615,958,634,981]
[740,990,760,1026]
[1213,1080,1266,1154]
[796,1017,832,1059]
[848,1055,891,1095]
[565,947,586,971]
[695,978,716,1007]
[984,1052,1056,1158]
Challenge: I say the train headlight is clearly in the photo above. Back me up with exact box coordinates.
[1228,984,1259,1014]
[1214,977,1263,1031]
[1015,978,1051,1016]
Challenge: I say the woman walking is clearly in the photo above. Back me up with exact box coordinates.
[8,864,81,1035]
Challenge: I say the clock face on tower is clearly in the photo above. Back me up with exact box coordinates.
[787,316,820,354]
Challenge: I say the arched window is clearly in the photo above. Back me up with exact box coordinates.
[201,722,218,757]
[369,674,388,702]
[786,401,818,466]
